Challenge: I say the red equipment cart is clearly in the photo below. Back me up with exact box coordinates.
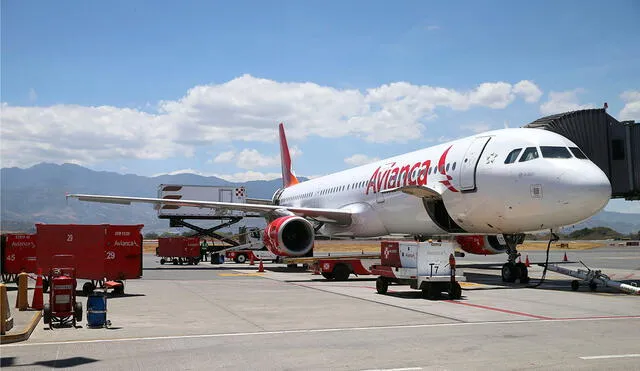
[43,255,83,329]
[36,224,144,295]
[157,237,201,265]
[1,233,37,283]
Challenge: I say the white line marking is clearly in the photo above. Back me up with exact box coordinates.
[580,354,640,360]
[361,368,422,371]
[2,316,639,348]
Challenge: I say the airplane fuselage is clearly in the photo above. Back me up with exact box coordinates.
[275,128,611,237]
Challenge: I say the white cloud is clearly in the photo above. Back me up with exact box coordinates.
[214,171,281,183]
[212,151,236,163]
[539,89,595,115]
[236,149,280,169]
[619,90,640,121]
[513,80,543,103]
[460,122,492,134]
[1,75,543,168]
[425,25,440,31]
[151,168,207,177]
[28,88,37,102]
[344,154,380,166]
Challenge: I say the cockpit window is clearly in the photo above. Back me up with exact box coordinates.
[540,146,572,159]
[504,148,522,164]
[569,147,588,159]
[519,147,539,162]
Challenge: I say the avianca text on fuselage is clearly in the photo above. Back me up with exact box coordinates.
[365,145,458,194]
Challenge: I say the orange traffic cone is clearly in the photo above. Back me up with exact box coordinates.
[249,253,255,266]
[518,256,522,264]
[313,262,320,275]
[563,252,568,262]
[31,268,44,310]
[257,259,264,273]
[525,255,531,268]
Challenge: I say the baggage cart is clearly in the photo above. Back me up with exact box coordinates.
[157,237,201,265]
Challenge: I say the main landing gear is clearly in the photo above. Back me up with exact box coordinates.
[501,233,530,284]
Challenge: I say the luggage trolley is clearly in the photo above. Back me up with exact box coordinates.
[43,255,83,329]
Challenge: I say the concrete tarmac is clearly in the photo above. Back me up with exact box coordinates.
[1,246,639,370]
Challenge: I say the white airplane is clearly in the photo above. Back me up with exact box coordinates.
[68,123,611,283]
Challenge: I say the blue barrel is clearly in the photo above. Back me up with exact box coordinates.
[87,293,107,328]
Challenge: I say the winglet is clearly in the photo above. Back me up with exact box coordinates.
[279,123,299,188]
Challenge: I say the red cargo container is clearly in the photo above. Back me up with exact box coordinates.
[1,233,37,282]
[157,237,200,265]
[35,224,143,294]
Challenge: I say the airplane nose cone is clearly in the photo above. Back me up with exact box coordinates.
[558,162,611,221]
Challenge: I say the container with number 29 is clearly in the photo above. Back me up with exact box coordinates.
[35,224,144,295]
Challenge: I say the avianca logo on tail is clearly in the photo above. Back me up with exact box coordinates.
[366,145,459,194]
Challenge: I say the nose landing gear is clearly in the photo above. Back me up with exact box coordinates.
[500,233,530,284]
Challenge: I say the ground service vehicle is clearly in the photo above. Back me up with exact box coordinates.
[157,237,201,265]
[371,240,465,299]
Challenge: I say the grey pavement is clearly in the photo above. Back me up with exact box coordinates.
[1,245,639,370]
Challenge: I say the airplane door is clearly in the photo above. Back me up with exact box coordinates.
[459,137,491,191]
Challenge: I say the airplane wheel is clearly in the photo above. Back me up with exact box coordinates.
[376,277,388,294]
[515,262,529,283]
[589,281,598,291]
[236,254,247,264]
[501,263,517,283]
[571,280,580,291]
[160,258,166,265]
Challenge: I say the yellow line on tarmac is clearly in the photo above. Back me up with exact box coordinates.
[459,282,485,288]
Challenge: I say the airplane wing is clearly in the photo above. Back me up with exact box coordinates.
[66,194,353,225]
[380,185,442,199]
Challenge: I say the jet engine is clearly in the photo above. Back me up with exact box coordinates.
[454,235,508,255]
[263,215,315,256]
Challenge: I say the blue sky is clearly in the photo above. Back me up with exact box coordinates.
[2,0,639,212]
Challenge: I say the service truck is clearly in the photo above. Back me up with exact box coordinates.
[156,184,260,218]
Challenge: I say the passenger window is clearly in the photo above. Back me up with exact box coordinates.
[540,146,572,158]
[452,162,456,171]
[504,148,522,164]
[446,163,450,172]
[519,147,539,162]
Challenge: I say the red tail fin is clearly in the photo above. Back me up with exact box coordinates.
[279,123,299,188]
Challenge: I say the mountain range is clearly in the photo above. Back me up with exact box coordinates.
[1,163,639,235]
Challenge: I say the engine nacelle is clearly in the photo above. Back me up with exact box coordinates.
[454,235,508,255]
[263,216,314,256]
